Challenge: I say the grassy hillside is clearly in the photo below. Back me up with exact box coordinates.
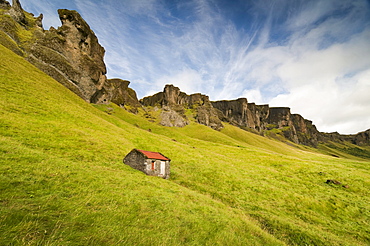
[1,44,370,245]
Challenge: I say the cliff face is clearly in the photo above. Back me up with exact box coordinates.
[0,1,140,108]
[212,100,370,147]
[266,108,322,146]
[0,1,105,102]
[322,129,370,146]
[0,0,11,9]
[28,9,108,102]
[211,99,270,131]
[353,129,370,146]
[141,88,337,146]
[290,114,320,146]
[141,85,223,130]
[100,79,141,113]
[7,0,25,24]
[211,100,323,146]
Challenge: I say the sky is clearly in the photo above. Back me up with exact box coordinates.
[20,0,370,134]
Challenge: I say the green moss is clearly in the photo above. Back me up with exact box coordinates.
[0,31,24,56]
[0,10,40,53]
[319,142,370,160]
[0,14,19,42]
[266,123,277,129]
[23,11,37,27]
[16,26,35,50]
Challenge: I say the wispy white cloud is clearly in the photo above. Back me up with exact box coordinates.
[266,2,370,134]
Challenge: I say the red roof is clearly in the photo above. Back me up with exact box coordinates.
[137,149,170,161]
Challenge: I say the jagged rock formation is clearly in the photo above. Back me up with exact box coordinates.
[266,108,321,146]
[160,107,189,127]
[212,99,323,146]
[98,79,141,112]
[322,129,370,146]
[141,85,223,130]
[247,103,270,131]
[1,1,104,102]
[211,98,269,131]
[290,114,320,146]
[1,0,46,58]
[7,0,25,24]
[212,99,370,147]
[0,1,141,106]
[0,0,10,9]
[353,129,370,146]
[27,9,108,102]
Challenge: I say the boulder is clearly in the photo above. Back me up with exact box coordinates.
[160,107,189,127]
[98,79,141,112]
[326,179,341,185]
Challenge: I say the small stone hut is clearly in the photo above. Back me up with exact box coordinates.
[123,149,170,179]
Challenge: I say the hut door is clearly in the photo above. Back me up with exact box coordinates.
[160,161,166,175]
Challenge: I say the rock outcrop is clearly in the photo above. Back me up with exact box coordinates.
[322,129,370,146]
[211,99,370,147]
[247,103,270,131]
[27,9,108,102]
[141,85,223,130]
[1,1,129,104]
[7,0,25,24]
[211,99,323,146]
[0,0,11,9]
[160,107,189,127]
[353,129,370,146]
[211,98,270,131]
[97,79,141,112]
[290,114,320,146]
[265,108,322,146]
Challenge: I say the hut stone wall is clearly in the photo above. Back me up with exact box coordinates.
[123,149,170,179]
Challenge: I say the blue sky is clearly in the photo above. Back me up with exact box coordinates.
[20,0,370,134]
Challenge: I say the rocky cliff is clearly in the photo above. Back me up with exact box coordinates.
[212,99,369,147]
[28,8,108,103]
[141,85,223,130]
[0,0,140,108]
[266,107,321,146]
[211,99,321,146]
[211,99,270,131]
[321,129,370,146]
[101,79,141,113]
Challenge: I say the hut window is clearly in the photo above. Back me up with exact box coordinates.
[151,161,155,170]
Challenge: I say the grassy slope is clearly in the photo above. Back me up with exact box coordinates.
[0,44,369,245]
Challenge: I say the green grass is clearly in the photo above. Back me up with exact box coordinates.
[317,141,370,160]
[1,43,370,245]
[0,9,40,54]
